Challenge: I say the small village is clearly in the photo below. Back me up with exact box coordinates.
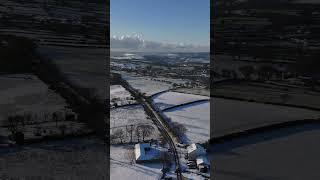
[110,53,211,179]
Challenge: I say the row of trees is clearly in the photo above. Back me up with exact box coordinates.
[110,124,155,144]
[217,65,284,81]
[4,110,77,144]
[110,97,135,108]
[239,65,282,80]
[170,122,187,140]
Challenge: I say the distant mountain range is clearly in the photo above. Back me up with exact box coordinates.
[111,52,210,65]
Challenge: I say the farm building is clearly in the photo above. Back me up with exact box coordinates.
[187,143,206,160]
[135,143,161,163]
[196,156,210,173]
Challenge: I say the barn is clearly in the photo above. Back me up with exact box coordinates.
[135,143,161,163]
[187,143,206,160]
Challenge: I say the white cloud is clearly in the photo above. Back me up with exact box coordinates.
[111,34,144,49]
[111,34,209,52]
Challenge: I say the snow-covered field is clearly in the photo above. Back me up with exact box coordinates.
[0,137,107,179]
[212,124,320,180]
[110,85,135,107]
[115,71,189,96]
[110,105,160,142]
[152,91,209,110]
[174,88,210,97]
[164,101,210,144]
[213,82,320,110]
[0,74,93,142]
[110,145,163,180]
[38,46,107,100]
[110,105,151,129]
[213,97,320,138]
[125,76,172,96]
[0,74,67,125]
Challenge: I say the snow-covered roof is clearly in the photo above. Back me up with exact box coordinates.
[135,143,160,161]
[196,156,210,166]
[187,143,206,154]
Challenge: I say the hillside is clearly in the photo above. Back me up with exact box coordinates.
[0,0,107,46]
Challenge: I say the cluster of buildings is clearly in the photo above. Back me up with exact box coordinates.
[134,142,210,173]
[186,143,210,173]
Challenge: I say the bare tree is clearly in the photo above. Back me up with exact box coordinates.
[172,122,187,138]
[159,134,167,146]
[135,126,142,142]
[5,114,25,144]
[53,112,58,127]
[22,112,32,125]
[59,124,67,136]
[114,128,125,144]
[43,111,50,122]
[138,124,154,142]
[239,65,255,80]
[110,133,117,144]
[34,126,42,136]
[126,125,134,143]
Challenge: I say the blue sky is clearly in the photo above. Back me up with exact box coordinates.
[111,0,209,52]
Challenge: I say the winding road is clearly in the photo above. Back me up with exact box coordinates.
[119,79,183,180]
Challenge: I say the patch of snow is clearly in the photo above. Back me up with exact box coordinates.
[164,101,210,144]
[152,91,209,110]
[111,145,163,180]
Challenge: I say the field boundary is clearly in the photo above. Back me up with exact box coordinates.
[212,94,320,111]
[162,99,210,112]
[210,118,320,145]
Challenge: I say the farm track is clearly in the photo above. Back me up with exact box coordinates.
[119,79,183,180]
[212,94,320,111]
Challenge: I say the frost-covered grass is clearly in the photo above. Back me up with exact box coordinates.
[38,46,107,99]
[0,137,107,179]
[110,85,135,107]
[174,87,210,97]
[212,124,320,180]
[110,105,151,129]
[164,101,210,144]
[125,76,172,96]
[110,105,160,142]
[110,145,163,180]
[0,74,93,142]
[115,71,189,96]
[152,91,209,110]
[213,97,320,138]
[151,91,210,144]
[0,74,67,126]
[213,82,320,109]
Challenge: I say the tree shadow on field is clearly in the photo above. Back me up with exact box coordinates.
[213,123,320,155]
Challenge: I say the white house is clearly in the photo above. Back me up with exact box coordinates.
[187,143,206,160]
[135,143,160,163]
[196,156,210,173]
